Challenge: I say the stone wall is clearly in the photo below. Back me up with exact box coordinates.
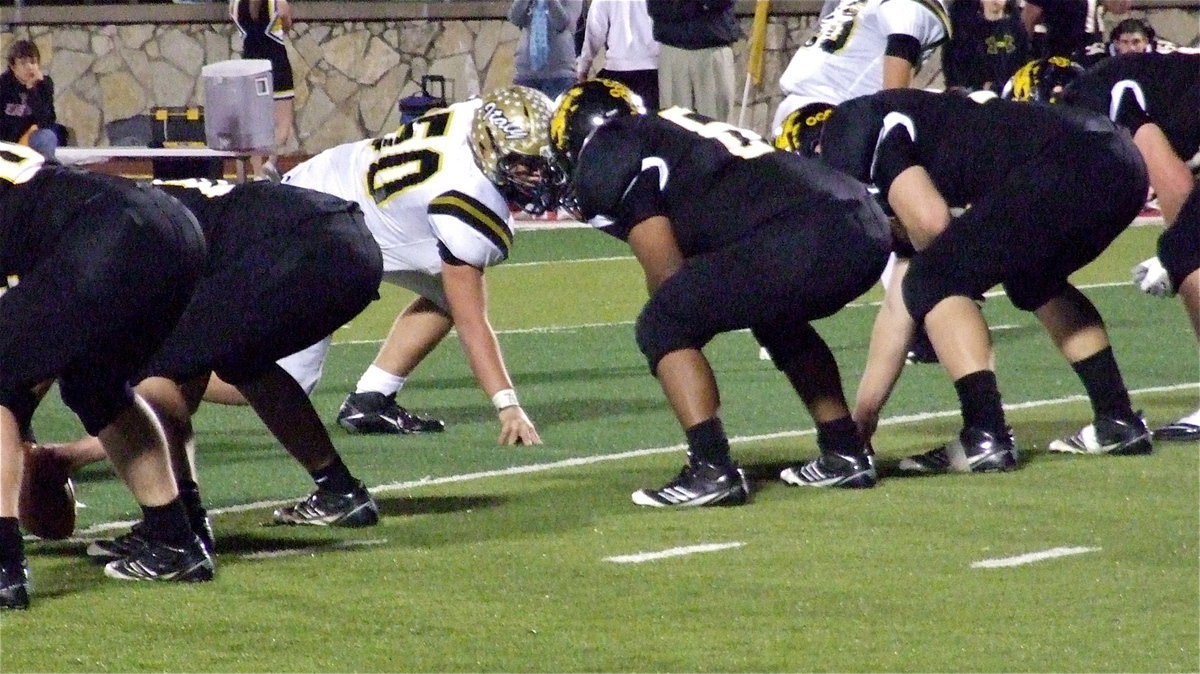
[3,2,1197,153]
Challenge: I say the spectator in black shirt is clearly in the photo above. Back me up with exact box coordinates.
[0,40,61,160]
[944,0,1029,94]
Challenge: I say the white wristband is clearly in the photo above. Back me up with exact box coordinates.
[491,388,519,411]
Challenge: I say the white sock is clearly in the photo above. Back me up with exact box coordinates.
[355,365,405,396]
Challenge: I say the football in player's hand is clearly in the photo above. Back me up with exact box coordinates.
[18,444,77,540]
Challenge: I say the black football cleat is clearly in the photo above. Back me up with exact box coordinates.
[89,514,214,561]
[1049,413,1153,455]
[631,462,750,508]
[899,427,1018,474]
[336,391,445,434]
[780,451,877,488]
[0,561,30,610]
[1153,415,1200,442]
[87,524,152,561]
[273,480,380,527]
[104,535,214,582]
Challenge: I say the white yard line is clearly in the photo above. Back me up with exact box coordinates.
[69,382,1198,538]
[971,546,1101,569]
[603,542,744,564]
[239,538,389,560]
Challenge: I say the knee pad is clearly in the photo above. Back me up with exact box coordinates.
[752,322,823,372]
[635,304,711,375]
[1159,192,1200,291]
[58,377,135,436]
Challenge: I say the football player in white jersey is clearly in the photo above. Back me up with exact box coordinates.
[771,0,950,365]
[772,0,951,137]
[276,85,558,446]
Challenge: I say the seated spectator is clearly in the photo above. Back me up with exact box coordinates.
[944,0,1029,94]
[1109,18,1156,54]
[1076,18,1176,67]
[0,40,62,160]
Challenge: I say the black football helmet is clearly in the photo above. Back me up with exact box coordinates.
[549,79,646,175]
[1001,57,1084,104]
[773,101,835,157]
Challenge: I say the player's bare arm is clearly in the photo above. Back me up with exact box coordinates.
[853,258,915,444]
[626,215,683,295]
[440,261,541,446]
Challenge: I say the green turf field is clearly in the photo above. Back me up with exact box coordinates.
[3,225,1197,672]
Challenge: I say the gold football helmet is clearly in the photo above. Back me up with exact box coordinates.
[469,85,562,214]
[1002,56,1084,104]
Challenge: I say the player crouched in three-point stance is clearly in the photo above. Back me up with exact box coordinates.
[550,80,892,507]
[820,89,1151,475]
[31,179,385,562]
[278,85,559,446]
[1061,51,1200,445]
[0,142,208,610]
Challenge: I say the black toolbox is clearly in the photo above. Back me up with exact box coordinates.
[150,106,223,180]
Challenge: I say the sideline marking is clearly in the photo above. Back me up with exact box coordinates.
[971,546,1100,569]
[69,382,1198,538]
[240,538,389,560]
[604,542,744,564]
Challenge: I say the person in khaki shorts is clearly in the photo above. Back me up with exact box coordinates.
[647,0,741,123]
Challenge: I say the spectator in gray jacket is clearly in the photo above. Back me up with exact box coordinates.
[510,0,586,99]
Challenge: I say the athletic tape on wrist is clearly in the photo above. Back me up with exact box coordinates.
[492,388,520,411]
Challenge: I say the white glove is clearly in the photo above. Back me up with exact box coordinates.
[1132,256,1175,298]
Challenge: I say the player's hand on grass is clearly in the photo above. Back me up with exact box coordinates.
[1132,256,1174,297]
[498,405,541,445]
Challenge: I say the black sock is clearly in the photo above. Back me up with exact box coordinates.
[954,370,1007,436]
[816,416,861,456]
[176,479,205,515]
[0,518,24,566]
[685,418,732,466]
[311,455,357,494]
[1072,347,1135,420]
[141,499,195,548]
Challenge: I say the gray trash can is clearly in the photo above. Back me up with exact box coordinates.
[201,59,275,152]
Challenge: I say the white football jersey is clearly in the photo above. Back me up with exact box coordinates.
[283,98,514,278]
[778,0,950,103]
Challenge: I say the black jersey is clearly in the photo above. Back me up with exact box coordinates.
[0,146,159,279]
[1063,52,1200,161]
[820,88,1122,207]
[574,107,878,257]
[154,179,360,256]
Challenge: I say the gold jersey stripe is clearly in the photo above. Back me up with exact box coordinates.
[429,190,512,257]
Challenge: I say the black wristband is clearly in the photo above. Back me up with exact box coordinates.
[884,34,922,66]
